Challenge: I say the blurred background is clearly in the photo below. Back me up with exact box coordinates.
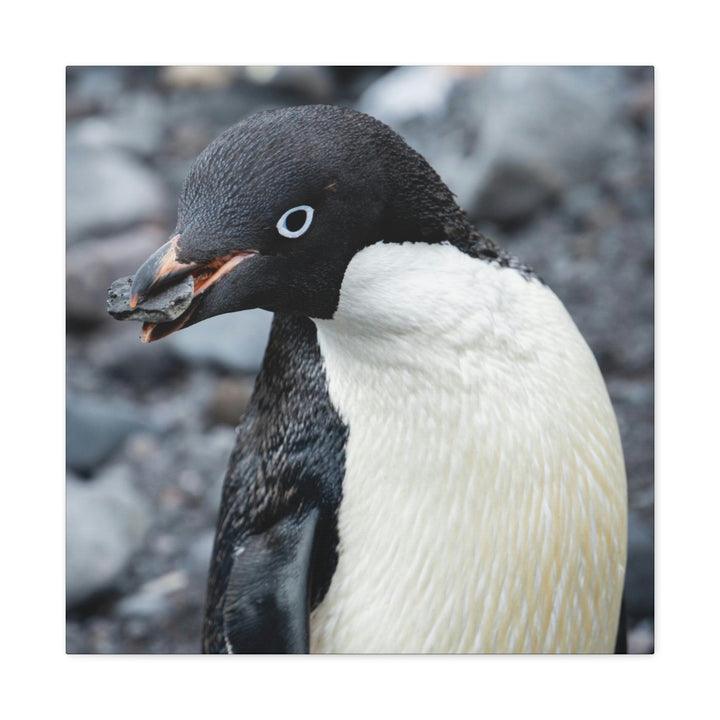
[66,66,654,653]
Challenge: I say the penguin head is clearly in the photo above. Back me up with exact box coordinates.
[130,105,467,341]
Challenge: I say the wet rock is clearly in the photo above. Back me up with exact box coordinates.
[66,228,168,326]
[66,144,168,244]
[107,274,194,323]
[66,467,152,607]
[168,309,272,373]
[66,394,156,476]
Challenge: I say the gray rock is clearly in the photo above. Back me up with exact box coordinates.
[168,309,272,373]
[114,589,170,620]
[66,394,156,476]
[180,426,236,513]
[66,144,168,244]
[358,66,488,213]
[66,229,169,326]
[627,620,654,654]
[107,274,194,323]
[359,65,461,125]
[504,213,654,376]
[115,569,189,621]
[74,322,186,396]
[67,91,166,158]
[66,67,127,117]
[358,66,636,225]
[66,468,152,607]
[469,67,635,223]
[187,530,216,580]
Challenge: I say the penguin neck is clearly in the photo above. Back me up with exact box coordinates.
[382,157,469,245]
[380,177,518,271]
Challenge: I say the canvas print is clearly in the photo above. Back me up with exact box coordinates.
[66,66,654,653]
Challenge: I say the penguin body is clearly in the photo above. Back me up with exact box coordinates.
[121,105,628,653]
[311,241,626,652]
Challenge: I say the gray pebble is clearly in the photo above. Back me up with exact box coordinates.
[107,274,194,323]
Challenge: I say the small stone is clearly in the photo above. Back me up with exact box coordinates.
[66,468,152,607]
[66,394,156,476]
[66,229,169,326]
[107,274,194,323]
[66,144,167,244]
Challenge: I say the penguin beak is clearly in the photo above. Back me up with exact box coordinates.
[130,234,257,343]
[129,235,197,309]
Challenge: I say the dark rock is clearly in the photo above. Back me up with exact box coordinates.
[607,377,654,518]
[107,274,194,323]
[66,228,169,326]
[66,394,156,476]
[66,143,168,244]
[66,468,152,607]
[86,323,188,393]
[625,512,654,622]
[503,213,654,377]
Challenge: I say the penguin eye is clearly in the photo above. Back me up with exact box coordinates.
[276,205,314,238]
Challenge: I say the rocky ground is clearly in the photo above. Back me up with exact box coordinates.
[66,65,654,653]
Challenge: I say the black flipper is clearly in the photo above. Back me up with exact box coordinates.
[223,508,319,653]
[202,315,347,653]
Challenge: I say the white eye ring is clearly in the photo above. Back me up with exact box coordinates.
[276,205,314,238]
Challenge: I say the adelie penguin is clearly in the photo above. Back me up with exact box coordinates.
[111,104,628,654]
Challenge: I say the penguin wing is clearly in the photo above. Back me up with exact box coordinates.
[222,507,319,653]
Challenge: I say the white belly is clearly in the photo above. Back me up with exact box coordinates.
[310,242,627,653]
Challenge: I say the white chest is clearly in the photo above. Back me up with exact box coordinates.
[309,242,627,653]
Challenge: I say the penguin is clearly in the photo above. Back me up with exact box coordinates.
[125,104,628,653]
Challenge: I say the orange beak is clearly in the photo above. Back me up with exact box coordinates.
[130,235,197,309]
[129,234,257,343]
